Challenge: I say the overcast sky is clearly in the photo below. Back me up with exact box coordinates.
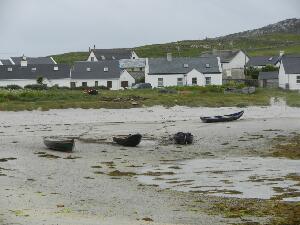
[0,0,299,57]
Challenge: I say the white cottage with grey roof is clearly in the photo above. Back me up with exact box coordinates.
[278,55,300,90]
[87,47,139,62]
[71,61,135,90]
[0,64,71,87]
[145,54,222,88]
[201,50,249,79]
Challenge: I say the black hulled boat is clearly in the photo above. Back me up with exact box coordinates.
[113,134,142,147]
[200,111,244,123]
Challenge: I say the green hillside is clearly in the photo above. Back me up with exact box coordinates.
[52,33,300,65]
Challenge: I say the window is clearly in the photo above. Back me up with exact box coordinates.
[158,78,164,87]
[140,67,143,71]
[31,68,37,72]
[70,82,76,89]
[95,81,98,87]
[121,81,128,88]
[104,67,109,72]
[205,77,211,85]
[54,66,59,71]
[177,78,183,86]
[82,82,87,87]
[107,81,112,89]
[297,76,300,84]
[86,67,91,72]
[205,64,210,68]
[101,56,105,60]
[7,67,12,72]
[91,57,95,62]
[192,77,197,85]
[183,64,189,68]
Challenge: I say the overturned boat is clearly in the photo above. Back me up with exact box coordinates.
[113,134,142,147]
[174,132,194,145]
[43,136,75,152]
[200,111,244,123]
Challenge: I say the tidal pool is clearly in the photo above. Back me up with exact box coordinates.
[137,157,300,200]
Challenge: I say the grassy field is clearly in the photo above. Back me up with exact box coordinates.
[0,87,299,111]
[51,33,300,65]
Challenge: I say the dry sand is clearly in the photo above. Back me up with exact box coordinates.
[0,102,299,225]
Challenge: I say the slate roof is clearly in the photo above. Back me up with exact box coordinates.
[246,56,280,67]
[0,59,13,65]
[281,55,300,74]
[10,57,55,65]
[119,59,146,69]
[148,57,221,75]
[201,50,242,63]
[258,71,279,80]
[92,49,132,60]
[71,61,121,79]
[127,71,145,80]
[0,64,70,80]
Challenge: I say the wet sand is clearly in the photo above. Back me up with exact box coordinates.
[0,103,299,225]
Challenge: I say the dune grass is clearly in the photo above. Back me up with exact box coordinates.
[0,87,298,111]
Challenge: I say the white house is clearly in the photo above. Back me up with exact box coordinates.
[0,62,71,88]
[71,61,135,90]
[201,50,249,79]
[87,47,139,62]
[145,54,222,88]
[278,55,300,90]
[246,55,282,69]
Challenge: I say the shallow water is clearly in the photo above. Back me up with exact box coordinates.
[137,157,300,200]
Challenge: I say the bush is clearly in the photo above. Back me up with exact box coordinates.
[24,84,48,90]
[5,85,23,90]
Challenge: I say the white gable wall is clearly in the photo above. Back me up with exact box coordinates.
[279,64,300,90]
[119,70,135,88]
[223,51,249,70]
[87,51,98,62]
[186,69,205,86]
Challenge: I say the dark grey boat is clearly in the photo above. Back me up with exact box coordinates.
[113,134,142,147]
[43,137,75,152]
[200,111,244,123]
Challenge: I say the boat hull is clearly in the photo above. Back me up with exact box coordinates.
[174,132,193,145]
[200,111,244,123]
[43,138,74,152]
[113,134,142,147]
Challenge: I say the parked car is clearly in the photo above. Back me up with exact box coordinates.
[132,83,152,89]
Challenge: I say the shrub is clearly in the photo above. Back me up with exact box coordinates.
[24,84,48,90]
[5,85,23,90]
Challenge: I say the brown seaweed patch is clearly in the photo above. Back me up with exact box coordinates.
[107,170,137,177]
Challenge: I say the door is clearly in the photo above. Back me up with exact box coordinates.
[121,81,128,88]
[107,81,112,89]
[263,80,267,88]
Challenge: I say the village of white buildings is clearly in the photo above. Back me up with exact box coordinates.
[0,46,300,90]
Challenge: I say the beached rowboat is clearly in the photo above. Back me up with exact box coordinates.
[200,111,244,123]
[43,137,75,152]
[113,134,142,147]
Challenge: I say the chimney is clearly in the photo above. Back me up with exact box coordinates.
[89,47,91,52]
[94,45,96,50]
[21,55,27,67]
[167,53,172,62]
[279,50,285,57]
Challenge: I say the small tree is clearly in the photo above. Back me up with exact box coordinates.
[36,76,44,85]
[261,64,278,72]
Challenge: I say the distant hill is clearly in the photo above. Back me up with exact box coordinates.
[52,18,300,65]
[219,18,300,39]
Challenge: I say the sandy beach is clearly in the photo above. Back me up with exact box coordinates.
[0,103,299,225]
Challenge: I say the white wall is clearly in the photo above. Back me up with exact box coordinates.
[146,72,222,88]
[120,70,135,88]
[131,51,139,59]
[223,51,249,70]
[278,64,300,90]
[70,79,120,90]
[186,69,205,86]
[0,78,70,88]
[87,51,98,62]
